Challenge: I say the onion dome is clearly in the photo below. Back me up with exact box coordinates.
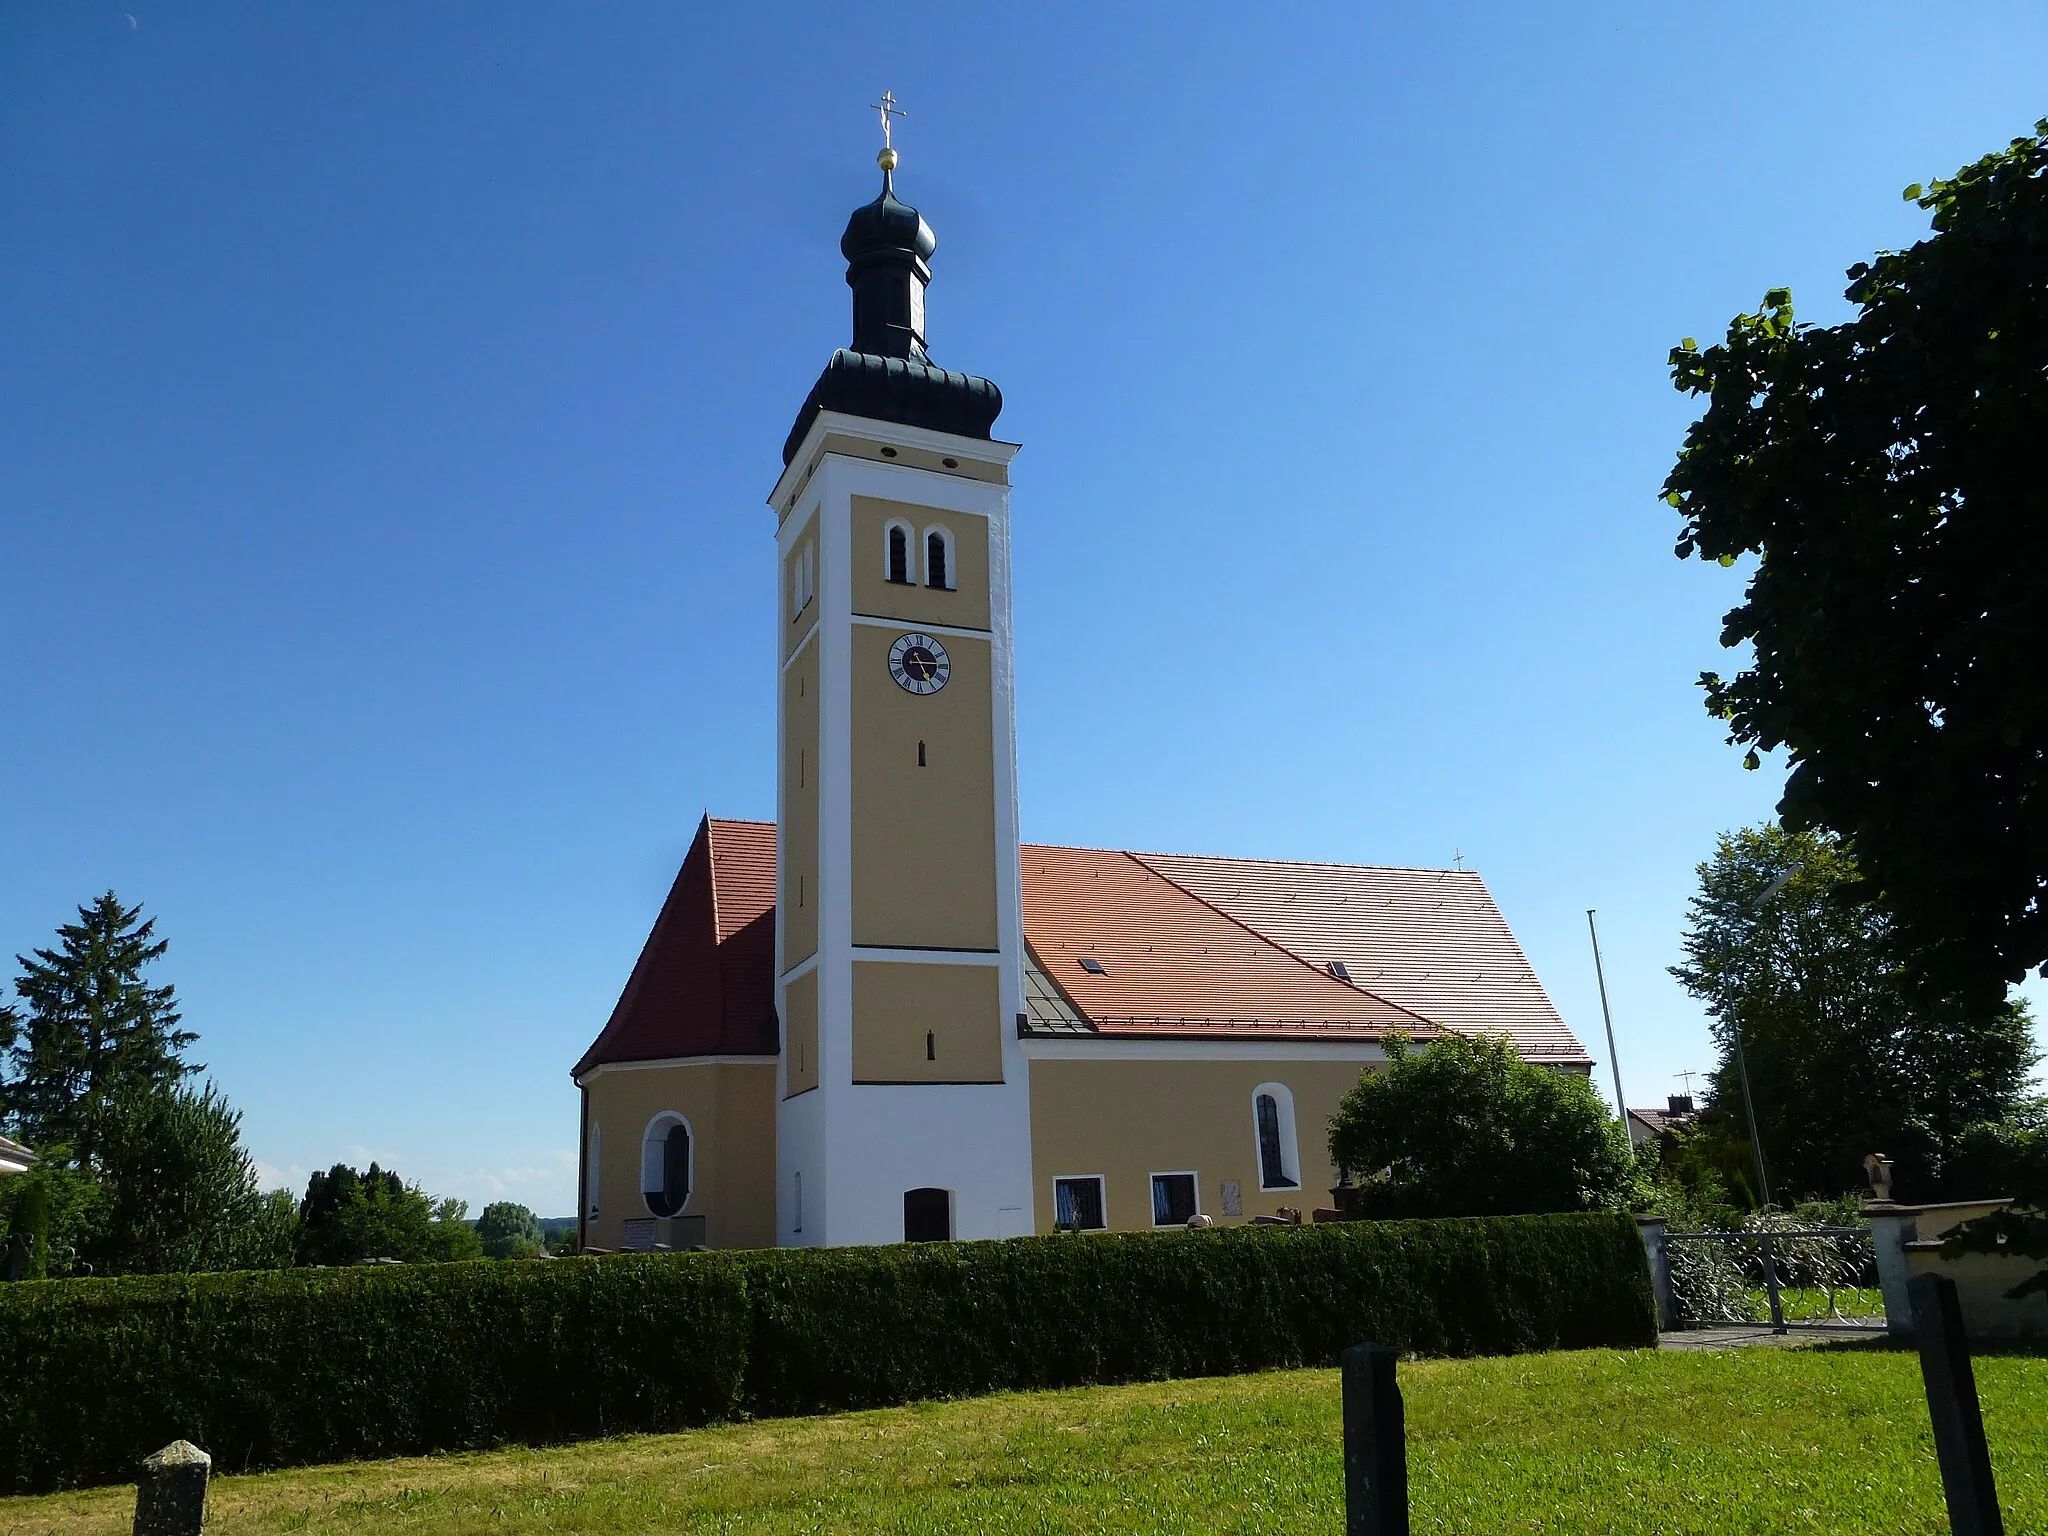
[783,149,1002,464]
[841,161,937,271]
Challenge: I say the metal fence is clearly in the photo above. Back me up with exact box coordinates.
[1665,1224,1884,1331]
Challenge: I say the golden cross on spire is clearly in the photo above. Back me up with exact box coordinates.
[870,89,906,151]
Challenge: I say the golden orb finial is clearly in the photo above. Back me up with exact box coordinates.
[878,146,899,172]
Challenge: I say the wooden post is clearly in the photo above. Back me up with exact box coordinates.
[1908,1273,2003,1536]
[134,1441,210,1536]
[1341,1342,1407,1536]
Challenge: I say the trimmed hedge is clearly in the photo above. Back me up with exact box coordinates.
[0,1212,1654,1493]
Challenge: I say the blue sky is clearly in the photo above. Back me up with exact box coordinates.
[4,6,2043,1213]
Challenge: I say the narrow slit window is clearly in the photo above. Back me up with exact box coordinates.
[917,740,926,767]
[926,1030,936,1061]
[887,525,911,584]
[925,530,950,589]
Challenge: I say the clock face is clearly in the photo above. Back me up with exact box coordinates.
[888,632,951,695]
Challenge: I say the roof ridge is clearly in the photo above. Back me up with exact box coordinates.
[701,811,724,945]
[1138,846,1487,879]
[1024,838,1481,879]
[1123,851,1434,1028]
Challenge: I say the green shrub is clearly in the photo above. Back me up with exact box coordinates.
[0,1211,1652,1493]
[0,1253,749,1493]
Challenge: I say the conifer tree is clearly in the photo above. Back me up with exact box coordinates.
[0,893,198,1168]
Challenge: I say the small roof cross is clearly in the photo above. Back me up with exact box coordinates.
[870,89,907,150]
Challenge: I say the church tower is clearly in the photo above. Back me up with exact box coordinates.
[767,134,1032,1246]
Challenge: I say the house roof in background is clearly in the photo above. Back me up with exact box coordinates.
[573,822,1588,1074]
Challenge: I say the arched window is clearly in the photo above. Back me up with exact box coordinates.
[641,1112,692,1217]
[1252,1084,1300,1190]
[923,526,955,590]
[904,1186,952,1242]
[886,522,912,584]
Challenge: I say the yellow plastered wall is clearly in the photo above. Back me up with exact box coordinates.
[852,960,1004,1083]
[785,968,820,1097]
[583,1062,777,1250]
[851,627,997,950]
[850,496,991,630]
[782,634,820,966]
[1028,1057,1376,1233]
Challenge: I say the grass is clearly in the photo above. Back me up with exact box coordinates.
[5,1345,2046,1536]
[1744,1284,1886,1322]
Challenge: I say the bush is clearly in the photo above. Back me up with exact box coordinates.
[1329,1034,1636,1218]
[0,1212,1653,1493]
[0,1253,749,1492]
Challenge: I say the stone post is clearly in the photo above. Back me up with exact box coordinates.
[1910,1273,2004,1536]
[134,1441,210,1536]
[1341,1342,1407,1536]
[1635,1216,1674,1332]
[1867,1203,1917,1337]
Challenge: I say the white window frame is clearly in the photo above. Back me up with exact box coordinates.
[1149,1169,1201,1228]
[920,523,957,590]
[1252,1082,1302,1191]
[1051,1174,1108,1232]
[640,1110,695,1218]
[883,518,916,584]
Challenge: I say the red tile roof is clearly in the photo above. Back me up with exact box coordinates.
[1018,844,1431,1039]
[571,817,778,1076]
[573,824,1586,1073]
[1136,851,1590,1063]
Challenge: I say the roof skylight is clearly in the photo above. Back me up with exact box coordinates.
[1078,957,1107,975]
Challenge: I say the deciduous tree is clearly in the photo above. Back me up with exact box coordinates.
[476,1201,543,1259]
[296,1162,483,1265]
[1671,824,2034,1201]
[1661,123,2048,1015]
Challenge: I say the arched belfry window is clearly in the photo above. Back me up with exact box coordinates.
[1252,1084,1300,1191]
[886,522,912,585]
[924,526,955,590]
[642,1112,693,1217]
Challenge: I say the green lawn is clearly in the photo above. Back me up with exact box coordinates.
[5,1344,2046,1536]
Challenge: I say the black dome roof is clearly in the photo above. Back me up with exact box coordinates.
[840,172,936,265]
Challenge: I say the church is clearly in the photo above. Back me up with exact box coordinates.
[572,134,1588,1253]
